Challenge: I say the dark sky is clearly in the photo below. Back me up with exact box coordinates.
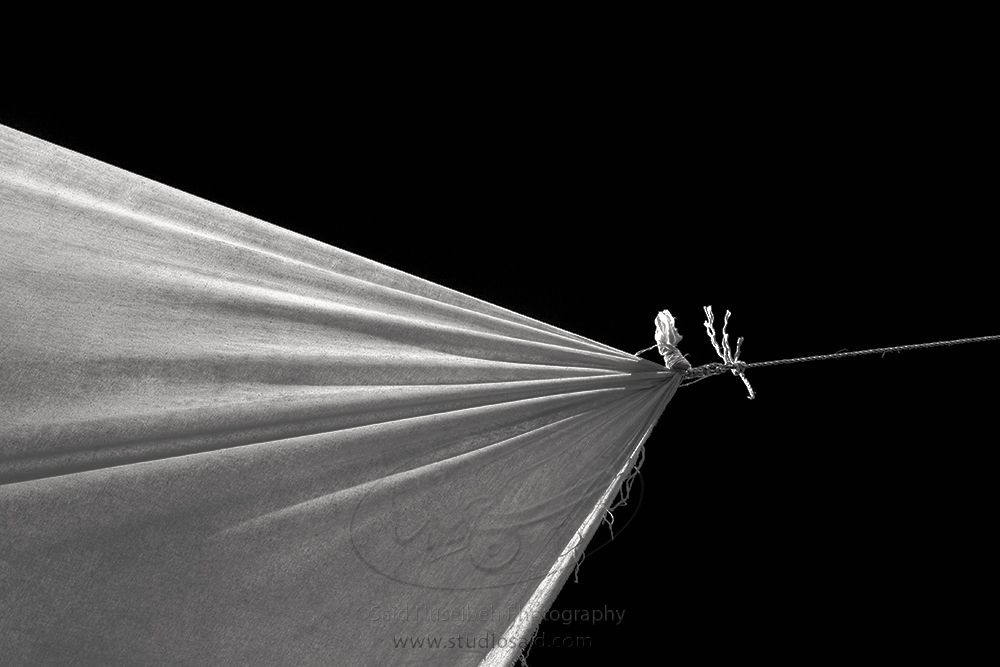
[3,58,994,663]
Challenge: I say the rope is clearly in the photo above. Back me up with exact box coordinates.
[637,308,1000,399]
[742,334,1000,368]
[681,332,1000,398]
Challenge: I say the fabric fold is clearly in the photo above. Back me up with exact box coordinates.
[0,125,679,666]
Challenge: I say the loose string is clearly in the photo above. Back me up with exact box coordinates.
[636,310,1000,399]
[698,306,754,398]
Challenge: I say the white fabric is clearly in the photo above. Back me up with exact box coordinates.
[654,309,688,370]
[0,125,681,666]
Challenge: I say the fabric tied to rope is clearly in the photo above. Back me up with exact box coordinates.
[640,307,1000,400]
[642,307,755,399]
[0,125,684,667]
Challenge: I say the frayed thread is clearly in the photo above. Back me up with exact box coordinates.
[694,305,755,399]
[603,445,646,541]
[572,547,586,584]
[576,442,646,584]
[601,509,615,537]
[517,622,541,666]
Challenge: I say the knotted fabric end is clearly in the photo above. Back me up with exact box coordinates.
[653,309,689,370]
[639,307,756,398]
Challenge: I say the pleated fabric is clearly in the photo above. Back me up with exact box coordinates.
[0,125,680,666]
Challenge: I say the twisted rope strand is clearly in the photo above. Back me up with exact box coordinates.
[742,334,1000,368]
[680,334,1000,393]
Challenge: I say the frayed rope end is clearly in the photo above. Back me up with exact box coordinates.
[699,306,755,399]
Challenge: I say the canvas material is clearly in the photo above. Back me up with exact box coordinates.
[0,126,680,666]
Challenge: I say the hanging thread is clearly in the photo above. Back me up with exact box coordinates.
[698,306,754,398]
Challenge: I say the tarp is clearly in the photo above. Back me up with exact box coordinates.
[0,125,681,665]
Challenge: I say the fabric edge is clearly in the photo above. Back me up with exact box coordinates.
[479,374,681,666]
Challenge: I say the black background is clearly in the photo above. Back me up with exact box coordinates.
[3,43,995,663]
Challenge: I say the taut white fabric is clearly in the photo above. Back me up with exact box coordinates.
[0,125,680,666]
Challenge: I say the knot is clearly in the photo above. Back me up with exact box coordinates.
[682,306,756,399]
[683,360,747,381]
